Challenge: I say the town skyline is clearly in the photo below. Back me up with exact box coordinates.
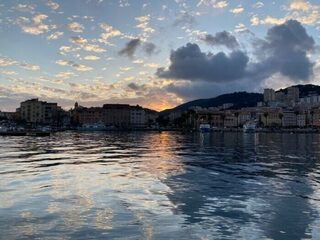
[1,0,320,111]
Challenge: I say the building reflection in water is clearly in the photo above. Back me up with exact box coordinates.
[164,132,320,239]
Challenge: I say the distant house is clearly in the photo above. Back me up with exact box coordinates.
[18,98,59,125]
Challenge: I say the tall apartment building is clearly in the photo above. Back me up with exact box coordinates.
[78,107,103,124]
[287,87,300,102]
[18,99,58,124]
[263,89,276,103]
[130,106,146,128]
[102,104,130,127]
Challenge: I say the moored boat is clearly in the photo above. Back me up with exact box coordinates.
[78,122,107,131]
[199,123,211,133]
[243,121,256,133]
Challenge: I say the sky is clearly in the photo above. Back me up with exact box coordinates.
[1,0,320,111]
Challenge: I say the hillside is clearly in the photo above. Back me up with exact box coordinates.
[162,84,320,115]
[277,84,320,97]
[161,92,263,115]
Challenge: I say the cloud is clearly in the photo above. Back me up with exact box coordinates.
[1,70,18,75]
[99,23,122,44]
[197,0,228,9]
[234,23,248,33]
[166,80,254,100]
[20,63,40,71]
[59,46,76,55]
[19,14,52,35]
[173,11,195,27]
[290,0,312,11]
[252,1,320,26]
[70,36,106,53]
[67,22,84,32]
[213,1,228,9]
[144,63,159,68]
[198,31,239,49]
[128,82,142,91]
[72,64,93,72]
[157,43,249,82]
[55,71,77,79]
[56,60,70,66]
[252,2,264,9]
[47,31,64,40]
[70,36,88,44]
[230,6,244,14]
[15,4,35,12]
[0,57,17,66]
[83,55,100,61]
[143,42,158,55]
[135,15,155,39]
[157,20,315,86]
[118,38,141,58]
[82,44,106,53]
[55,59,93,72]
[252,19,315,81]
[46,1,59,10]
[119,0,130,7]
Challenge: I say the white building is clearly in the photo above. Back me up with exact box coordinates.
[297,114,306,127]
[282,110,297,127]
[130,106,146,128]
[264,89,276,103]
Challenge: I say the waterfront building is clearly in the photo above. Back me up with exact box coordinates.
[297,113,306,127]
[264,89,276,103]
[102,104,130,128]
[145,109,158,126]
[18,99,59,124]
[238,109,257,126]
[224,113,238,128]
[282,110,297,127]
[78,107,103,125]
[312,109,320,127]
[210,113,224,128]
[261,109,282,127]
[0,111,17,121]
[130,105,146,128]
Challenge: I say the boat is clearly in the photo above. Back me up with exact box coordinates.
[78,122,107,131]
[199,123,211,133]
[0,125,27,136]
[243,121,257,133]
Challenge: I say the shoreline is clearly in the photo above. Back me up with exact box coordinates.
[1,127,320,136]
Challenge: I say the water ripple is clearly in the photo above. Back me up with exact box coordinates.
[0,132,320,239]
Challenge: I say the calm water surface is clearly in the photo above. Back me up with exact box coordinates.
[1,132,320,239]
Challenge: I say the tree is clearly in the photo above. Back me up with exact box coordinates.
[263,112,269,127]
[310,110,314,127]
[294,110,300,127]
[221,113,226,128]
[278,113,283,128]
[234,112,239,127]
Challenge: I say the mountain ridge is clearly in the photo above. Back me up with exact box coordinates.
[161,84,320,115]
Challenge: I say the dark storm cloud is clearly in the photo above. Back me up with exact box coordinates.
[119,39,158,58]
[156,43,249,82]
[157,20,315,84]
[118,38,141,58]
[199,31,240,50]
[251,19,315,81]
[128,82,140,90]
[143,42,158,56]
